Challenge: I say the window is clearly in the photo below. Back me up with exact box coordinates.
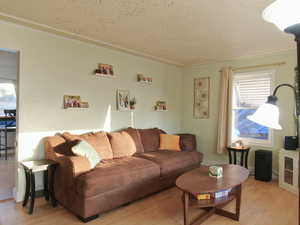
[231,70,274,146]
[0,80,16,116]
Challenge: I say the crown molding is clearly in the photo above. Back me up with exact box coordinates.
[0,12,184,67]
[187,48,296,67]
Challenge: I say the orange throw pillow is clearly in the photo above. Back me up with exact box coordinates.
[62,132,113,159]
[159,134,181,151]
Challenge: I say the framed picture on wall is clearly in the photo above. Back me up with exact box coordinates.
[63,95,81,108]
[117,90,130,111]
[95,63,115,77]
[194,77,210,119]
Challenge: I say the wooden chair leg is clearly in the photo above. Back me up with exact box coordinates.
[5,129,7,160]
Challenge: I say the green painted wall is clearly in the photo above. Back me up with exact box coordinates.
[182,50,297,175]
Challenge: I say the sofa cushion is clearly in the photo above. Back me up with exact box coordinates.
[45,136,77,159]
[178,134,197,151]
[136,150,203,177]
[62,132,113,159]
[108,131,137,158]
[159,134,181,151]
[122,127,144,153]
[138,128,166,152]
[75,157,160,197]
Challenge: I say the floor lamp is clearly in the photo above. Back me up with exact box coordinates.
[247,0,300,224]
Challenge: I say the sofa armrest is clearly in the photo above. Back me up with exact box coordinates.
[55,156,91,177]
[177,133,197,151]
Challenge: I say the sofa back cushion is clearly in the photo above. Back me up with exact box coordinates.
[62,131,113,159]
[177,133,197,151]
[45,136,77,160]
[108,131,136,158]
[138,128,166,152]
[122,127,144,153]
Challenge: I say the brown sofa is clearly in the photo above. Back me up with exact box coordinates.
[45,127,203,222]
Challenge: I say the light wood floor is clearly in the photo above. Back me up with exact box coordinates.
[0,153,15,201]
[0,177,297,225]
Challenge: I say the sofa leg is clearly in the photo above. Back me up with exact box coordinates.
[77,214,99,223]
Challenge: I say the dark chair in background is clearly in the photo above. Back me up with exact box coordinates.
[0,109,16,160]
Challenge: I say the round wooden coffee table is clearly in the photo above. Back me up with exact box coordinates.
[176,165,249,225]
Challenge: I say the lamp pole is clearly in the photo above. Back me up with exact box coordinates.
[285,24,300,100]
[284,25,300,225]
[261,1,300,223]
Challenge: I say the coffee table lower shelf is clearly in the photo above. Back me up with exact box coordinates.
[182,184,242,225]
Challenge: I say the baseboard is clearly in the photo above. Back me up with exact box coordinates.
[15,185,44,203]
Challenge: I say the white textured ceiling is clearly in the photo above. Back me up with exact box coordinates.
[0,0,295,65]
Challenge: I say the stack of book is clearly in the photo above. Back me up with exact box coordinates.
[214,188,232,199]
[196,188,232,201]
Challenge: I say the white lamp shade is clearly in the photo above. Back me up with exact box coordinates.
[263,0,300,31]
[247,103,282,130]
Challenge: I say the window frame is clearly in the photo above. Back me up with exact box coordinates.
[229,69,276,147]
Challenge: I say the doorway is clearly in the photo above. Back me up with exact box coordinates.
[0,49,18,201]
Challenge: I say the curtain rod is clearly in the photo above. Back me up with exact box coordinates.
[219,61,286,72]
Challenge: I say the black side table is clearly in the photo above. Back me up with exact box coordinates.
[21,159,58,214]
[227,146,251,169]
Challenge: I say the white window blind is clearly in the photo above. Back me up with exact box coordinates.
[233,71,273,109]
[231,70,274,147]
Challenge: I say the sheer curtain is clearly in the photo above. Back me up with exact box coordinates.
[216,67,233,154]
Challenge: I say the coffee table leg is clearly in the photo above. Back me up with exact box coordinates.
[235,184,242,220]
[183,192,189,225]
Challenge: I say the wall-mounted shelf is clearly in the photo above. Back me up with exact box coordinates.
[138,80,152,85]
[154,109,168,112]
[94,73,116,78]
[63,107,89,109]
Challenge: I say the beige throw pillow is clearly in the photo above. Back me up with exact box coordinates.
[72,140,101,169]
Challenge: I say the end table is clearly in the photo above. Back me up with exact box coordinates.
[227,146,250,169]
[21,159,58,214]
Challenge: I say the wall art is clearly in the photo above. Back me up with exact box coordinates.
[63,95,89,109]
[95,63,115,77]
[154,101,167,111]
[137,73,152,84]
[194,77,210,119]
[117,90,130,111]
